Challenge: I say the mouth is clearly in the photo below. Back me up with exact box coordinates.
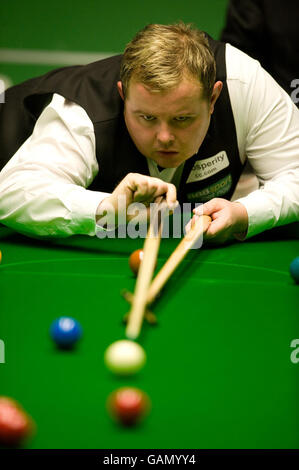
[155,150,179,157]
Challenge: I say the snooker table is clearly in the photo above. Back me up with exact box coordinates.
[0,220,298,451]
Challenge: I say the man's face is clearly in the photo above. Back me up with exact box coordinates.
[118,77,221,168]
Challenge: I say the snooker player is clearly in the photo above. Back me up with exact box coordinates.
[0,22,298,243]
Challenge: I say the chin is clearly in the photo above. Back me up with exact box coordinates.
[164,161,182,168]
[152,155,185,169]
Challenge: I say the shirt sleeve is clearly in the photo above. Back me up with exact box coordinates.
[226,44,299,238]
[0,93,111,237]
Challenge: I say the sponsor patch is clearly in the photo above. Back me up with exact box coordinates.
[187,174,232,202]
[186,150,229,183]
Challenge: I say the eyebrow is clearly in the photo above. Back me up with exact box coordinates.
[132,109,148,114]
[132,109,198,116]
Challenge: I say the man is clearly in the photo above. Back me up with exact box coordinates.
[0,23,298,242]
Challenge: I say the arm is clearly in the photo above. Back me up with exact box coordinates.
[230,45,299,238]
[0,94,106,237]
[191,44,299,243]
[0,94,177,238]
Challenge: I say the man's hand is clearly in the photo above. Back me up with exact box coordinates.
[187,198,249,245]
[96,173,177,225]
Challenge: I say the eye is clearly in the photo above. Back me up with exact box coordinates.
[174,116,191,122]
[141,115,156,121]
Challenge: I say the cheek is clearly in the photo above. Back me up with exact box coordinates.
[182,125,205,149]
[191,119,210,147]
[125,116,153,150]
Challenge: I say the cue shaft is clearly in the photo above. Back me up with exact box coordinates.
[125,200,167,340]
[146,214,211,305]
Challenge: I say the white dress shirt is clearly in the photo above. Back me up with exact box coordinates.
[0,44,298,238]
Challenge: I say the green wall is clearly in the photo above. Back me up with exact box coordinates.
[0,0,229,85]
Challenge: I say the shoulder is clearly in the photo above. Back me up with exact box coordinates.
[224,43,261,86]
[224,41,296,114]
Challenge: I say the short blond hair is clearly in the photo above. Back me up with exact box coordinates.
[120,22,216,100]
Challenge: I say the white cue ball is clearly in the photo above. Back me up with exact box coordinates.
[104,340,146,375]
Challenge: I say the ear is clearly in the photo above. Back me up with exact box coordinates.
[209,81,223,114]
[117,81,125,101]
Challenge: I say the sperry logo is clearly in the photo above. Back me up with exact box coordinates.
[186,151,229,183]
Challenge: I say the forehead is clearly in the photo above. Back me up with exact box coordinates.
[126,78,205,114]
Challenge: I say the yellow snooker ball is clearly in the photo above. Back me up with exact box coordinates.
[104,340,146,375]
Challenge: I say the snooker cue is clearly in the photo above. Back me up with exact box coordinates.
[125,198,167,340]
[145,214,212,305]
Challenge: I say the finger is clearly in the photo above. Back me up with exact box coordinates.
[130,176,163,201]
[133,181,156,201]
[205,216,227,238]
[192,204,204,217]
[164,184,177,210]
[117,174,177,211]
[125,173,155,197]
[122,173,140,193]
[201,200,217,216]
[193,202,214,216]
[193,198,224,216]
[148,181,177,210]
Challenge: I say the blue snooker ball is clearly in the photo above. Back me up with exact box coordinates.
[290,256,299,284]
[50,317,82,348]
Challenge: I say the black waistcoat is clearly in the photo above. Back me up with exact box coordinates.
[0,36,244,204]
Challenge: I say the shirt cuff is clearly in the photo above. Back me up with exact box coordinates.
[235,190,276,239]
[66,188,111,236]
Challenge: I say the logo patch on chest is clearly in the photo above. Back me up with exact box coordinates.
[187,174,233,202]
[186,150,229,183]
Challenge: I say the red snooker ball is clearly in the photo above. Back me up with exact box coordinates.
[0,397,34,446]
[107,387,150,426]
[129,249,144,276]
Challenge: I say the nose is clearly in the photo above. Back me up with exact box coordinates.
[156,123,175,148]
